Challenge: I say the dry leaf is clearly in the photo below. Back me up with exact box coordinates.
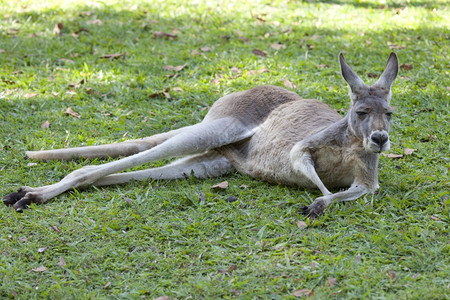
[149,87,171,99]
[327,277,337,287]
[32,266,47,272]
[153,296,170,300]
[59,58,75,64]
[367,72,378,78]
[283,78,297,89]
[270,43,286,50]
[201,46,211,52]
[355,254,361,262]
[86,19,102,25]
[53,22,64,35]
[430,215,440,221]
[211,181,228,189]
[163,63,187,72]
[400,63,413,71]
[59,256,66,267]
[382,153,403,159]
[173,87,183,92]
[239,35,250,43]
[68,79,85,89]
[64,107,81,119]
[404,148,416,155]
[38,247,47,253]
[153,31,177,39]
[252,49,267,57]
[388,42,406,49]
[293,289,311,297]
[230,67,242,73]
[296,220,308,229]
[218,265,237,274]
[50,225,60,232]
[104,281,111,288]
[259,68,270,73]
[99,53,126,60]
[25,92,39,98]
[387,270,396,279]
[41,120,50,129]
[27,162,38,167]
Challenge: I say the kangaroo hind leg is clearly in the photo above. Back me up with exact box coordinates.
[25,126,191,161]
[92,150,233,186]
[4,117,254,211]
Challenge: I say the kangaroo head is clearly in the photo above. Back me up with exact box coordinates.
[339,53,398,153]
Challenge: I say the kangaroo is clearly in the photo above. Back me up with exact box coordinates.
[3,53,398,217]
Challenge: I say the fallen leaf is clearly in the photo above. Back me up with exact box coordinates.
[38,247,47,253]
[0,49,5,53]
[41,120,50,129]
[239,35,250,43]
[123,196,132,203]
[355,254,361,262]
[293,289,312,297]
[173,87,183,92]
[387,270,396,280]
[59,58,75,64]
[10,290,17,297]
[50,225,61,232]
[148,87,171,99]
[240,184,248,188]
[25,92,39,98]
[53,22,64,35]
[367,72,378,78]
[296,220,307,229]
[104,281,111,288]
[153,31,177,39]
[259,68,270,73]
[430,215,440,221]
[412,273,419,279]
[388,42,406,49]
[153,296,170,300]
[319,64,329,68]
[68,79,85,89]
[27,162,38,167]
[201,46,211,52]
[270,43,286,50]
[382,153,403,159]
[163,63,187,71]
[211,181,228,189]
[283,78,297,89]
[327,277,337,287]
[218,264,237,274]
[400,63,413,71]
[58,256,66,267]
[99,53,126,60]
[404,148,416,155]
[32,266,47,272]
[86,19,102,25]
[64,107,81,119]
[252,49,267,57]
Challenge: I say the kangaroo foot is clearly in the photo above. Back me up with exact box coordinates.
[3,187,44,212]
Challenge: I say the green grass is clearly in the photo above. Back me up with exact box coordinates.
[0,0,448,298]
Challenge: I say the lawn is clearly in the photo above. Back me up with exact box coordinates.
[0,0,448,298]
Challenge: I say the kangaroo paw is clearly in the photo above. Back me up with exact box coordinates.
[300,205,319,219]
[12,192,44,213]
[3,187,29,206]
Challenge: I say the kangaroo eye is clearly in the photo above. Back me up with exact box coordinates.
[386,112,393,117]
[356,111,368,116]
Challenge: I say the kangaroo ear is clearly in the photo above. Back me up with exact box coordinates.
[339,53,366,92]
[373,52,398,89]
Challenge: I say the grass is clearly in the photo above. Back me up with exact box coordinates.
[0,0,448,298]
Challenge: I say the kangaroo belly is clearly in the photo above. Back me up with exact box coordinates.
[222,99,347,187]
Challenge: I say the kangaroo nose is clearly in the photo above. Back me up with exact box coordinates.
[371,131,388,146]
